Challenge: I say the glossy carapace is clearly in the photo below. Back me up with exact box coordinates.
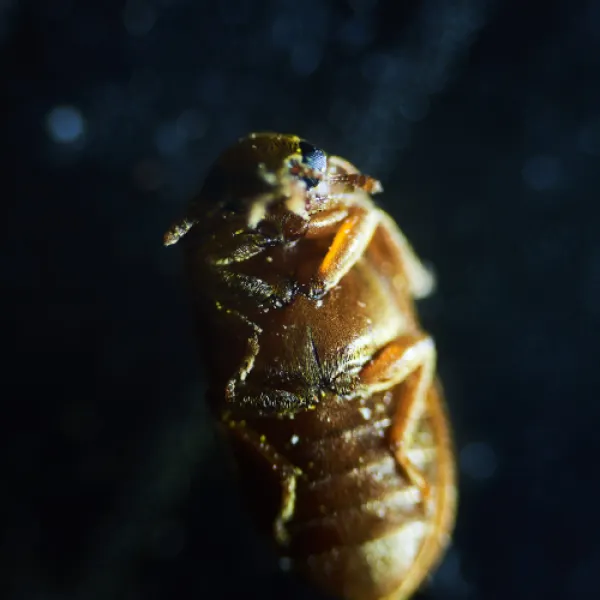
[165,133,456,600]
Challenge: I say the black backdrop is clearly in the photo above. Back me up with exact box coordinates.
[4,0,600,599]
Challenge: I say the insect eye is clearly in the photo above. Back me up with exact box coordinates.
[299,141,326,172]
[299,141,326,189]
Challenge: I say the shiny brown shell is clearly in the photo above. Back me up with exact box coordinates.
[165,132,457,600]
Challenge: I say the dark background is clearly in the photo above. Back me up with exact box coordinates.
[3,0,600,598]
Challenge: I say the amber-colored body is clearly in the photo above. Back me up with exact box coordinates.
[165,133,456,600]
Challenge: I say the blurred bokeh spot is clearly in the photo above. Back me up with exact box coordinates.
[45,105,86,145]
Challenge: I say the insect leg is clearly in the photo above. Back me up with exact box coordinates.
[163,217,196,246]
[207,233,272,266]
[305,206,381,299]
[302,207,349,239]
[215,306,263,402]
[224,419,302,545]
[358,334,436,494]
[327,154,383,194]
[217,270,297,308]
[374,210,436,299]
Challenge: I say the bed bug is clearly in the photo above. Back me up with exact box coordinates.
[164,133,457,600]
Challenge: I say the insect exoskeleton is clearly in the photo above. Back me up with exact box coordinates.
[165,132,456,600]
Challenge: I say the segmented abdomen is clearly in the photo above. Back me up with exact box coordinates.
[232,383,455,600]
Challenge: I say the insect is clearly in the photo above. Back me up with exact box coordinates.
[165,133,456,600]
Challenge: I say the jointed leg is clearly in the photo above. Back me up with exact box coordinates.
[374,211,435,299]
[163,217,196,246]
[328,173,383,195]
[218,309,318,414]
[225,420,302,545]
[217,306,262,401]
[302,207,349,239]
[358,334,436,494]
[217,269,297,309]
[301,205,433,301]
[327,155,383,195]
[207,232,272,266]
[304,206,381,299]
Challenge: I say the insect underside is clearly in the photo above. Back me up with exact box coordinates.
[167,133,456,600]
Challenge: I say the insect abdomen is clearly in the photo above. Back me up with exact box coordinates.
[227,384,455,600]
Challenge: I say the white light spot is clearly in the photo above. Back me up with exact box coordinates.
[460,441,497,480]
[522,154,563,191]
[358,407,372,420]
[46,105,85,144]
[290,435,299,445]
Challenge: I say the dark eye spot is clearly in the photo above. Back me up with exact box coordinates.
[301,175,319,189]
[299,140,326,189]
[299,141,326,172]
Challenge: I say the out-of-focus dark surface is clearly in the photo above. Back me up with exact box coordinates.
[3,0,600,598]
